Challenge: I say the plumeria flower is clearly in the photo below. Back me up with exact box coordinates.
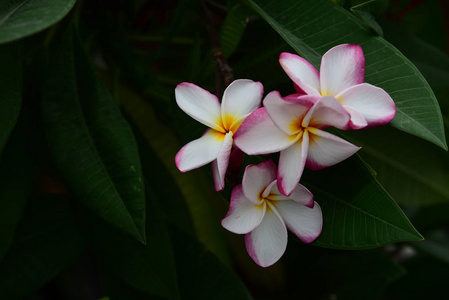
[235,92,361,196]
[175,79,263,191]
[279,44,396,129]
[222,160,322,267]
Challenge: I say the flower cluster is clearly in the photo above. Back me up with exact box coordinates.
[174,44,396,267]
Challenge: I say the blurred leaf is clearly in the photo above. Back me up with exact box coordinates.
[381,19,449,89]
[0,195,86,299]
[341,126,449,207]
[0,123,35,262]
[170,226,253,300]
[42,31,146,242]
[0,0,76,44]
[350,0,388,36]
[245,0,447,149]
[0,41,22,153]
[220,4,251,57]
[120,85,231,265]
[92,185,179,300]
[410,237,449,266]
[304,156,423,249]
[312,249,405,300]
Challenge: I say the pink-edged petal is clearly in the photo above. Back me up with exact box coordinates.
[175,129,224,172]
[245,204,287,267]
[279,52,321,96]
[268,182,314,208]
[273,200,322,243]
[320,44,365,96]
[175,82,224,132]
[303,96,351,130]
[222,185,266,234]
[336,83,396,129]
[278,131,309,196]
[264,91,317,135]
[242,160,277,204]
[211,132,234,191]
[221,79,263,132]
[306,128,361,170]
[344,106,368,130]
[234,108,298,155]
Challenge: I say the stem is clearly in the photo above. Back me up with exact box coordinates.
[201,0,234,97]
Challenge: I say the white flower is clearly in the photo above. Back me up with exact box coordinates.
[175,79,263,191]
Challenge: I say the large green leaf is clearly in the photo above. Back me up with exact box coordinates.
[220,4,252,57]
[0,195,86,299]
[120,85,231,264]
[0,41,22,153]
[0,0,76,44]
[42,31,146,242]
[245,0,447,149]
[302,156,423,249]
[0,123,35,262]
[341,126,449,207]
[92,185,179,300]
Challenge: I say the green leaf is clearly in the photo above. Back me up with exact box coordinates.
[170,226,253,300]
[350,0,388,36]
[42,31,146,242]
[341,126,449,207]
[120,85,231,264]
[0,41,22,153]
[92,185,179,300]
[220,4,251,57]
[0,195,86,299]
[245,0,447,149]
[302,156,423,249]
[0,0,76,44]
[0,123,35,262]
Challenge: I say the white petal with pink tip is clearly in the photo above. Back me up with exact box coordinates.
[221,79,263,125]
[306,128,360,170]
[222,185,266,234]
[212,132,234,191]
[273,200,322,243]
[175,129,224,172]
[242,160,277,204]
[175,83,224,132]
[337,83,396,128]
[264,91,316,135]
[305,96,350,130]
[245,205,287,267]
[320,44,365,96]
[279,52,321,96]
[278,132,309,196]
[235,108,298,155]
[268,183,314,208]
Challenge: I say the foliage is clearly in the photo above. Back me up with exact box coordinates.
[0,0,448,299]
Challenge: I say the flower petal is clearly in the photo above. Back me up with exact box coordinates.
[306,128,361,170]
[344,106,368,129]
[175,129,224,172]
[242,160,277,204]
[222,185,266,234]
[303,96,351,130]
[264,91,316,135]
[211,132,234,191]
[268,182,314,208]
[245,204,287,267]
[221,79,263,132]
[273,200,322,243]
[337,83,396,128]
[234,108,297,155]
[278,131,309,196]
[279,52,321,96]
[320,44,365,96]
[175,82,224,132]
